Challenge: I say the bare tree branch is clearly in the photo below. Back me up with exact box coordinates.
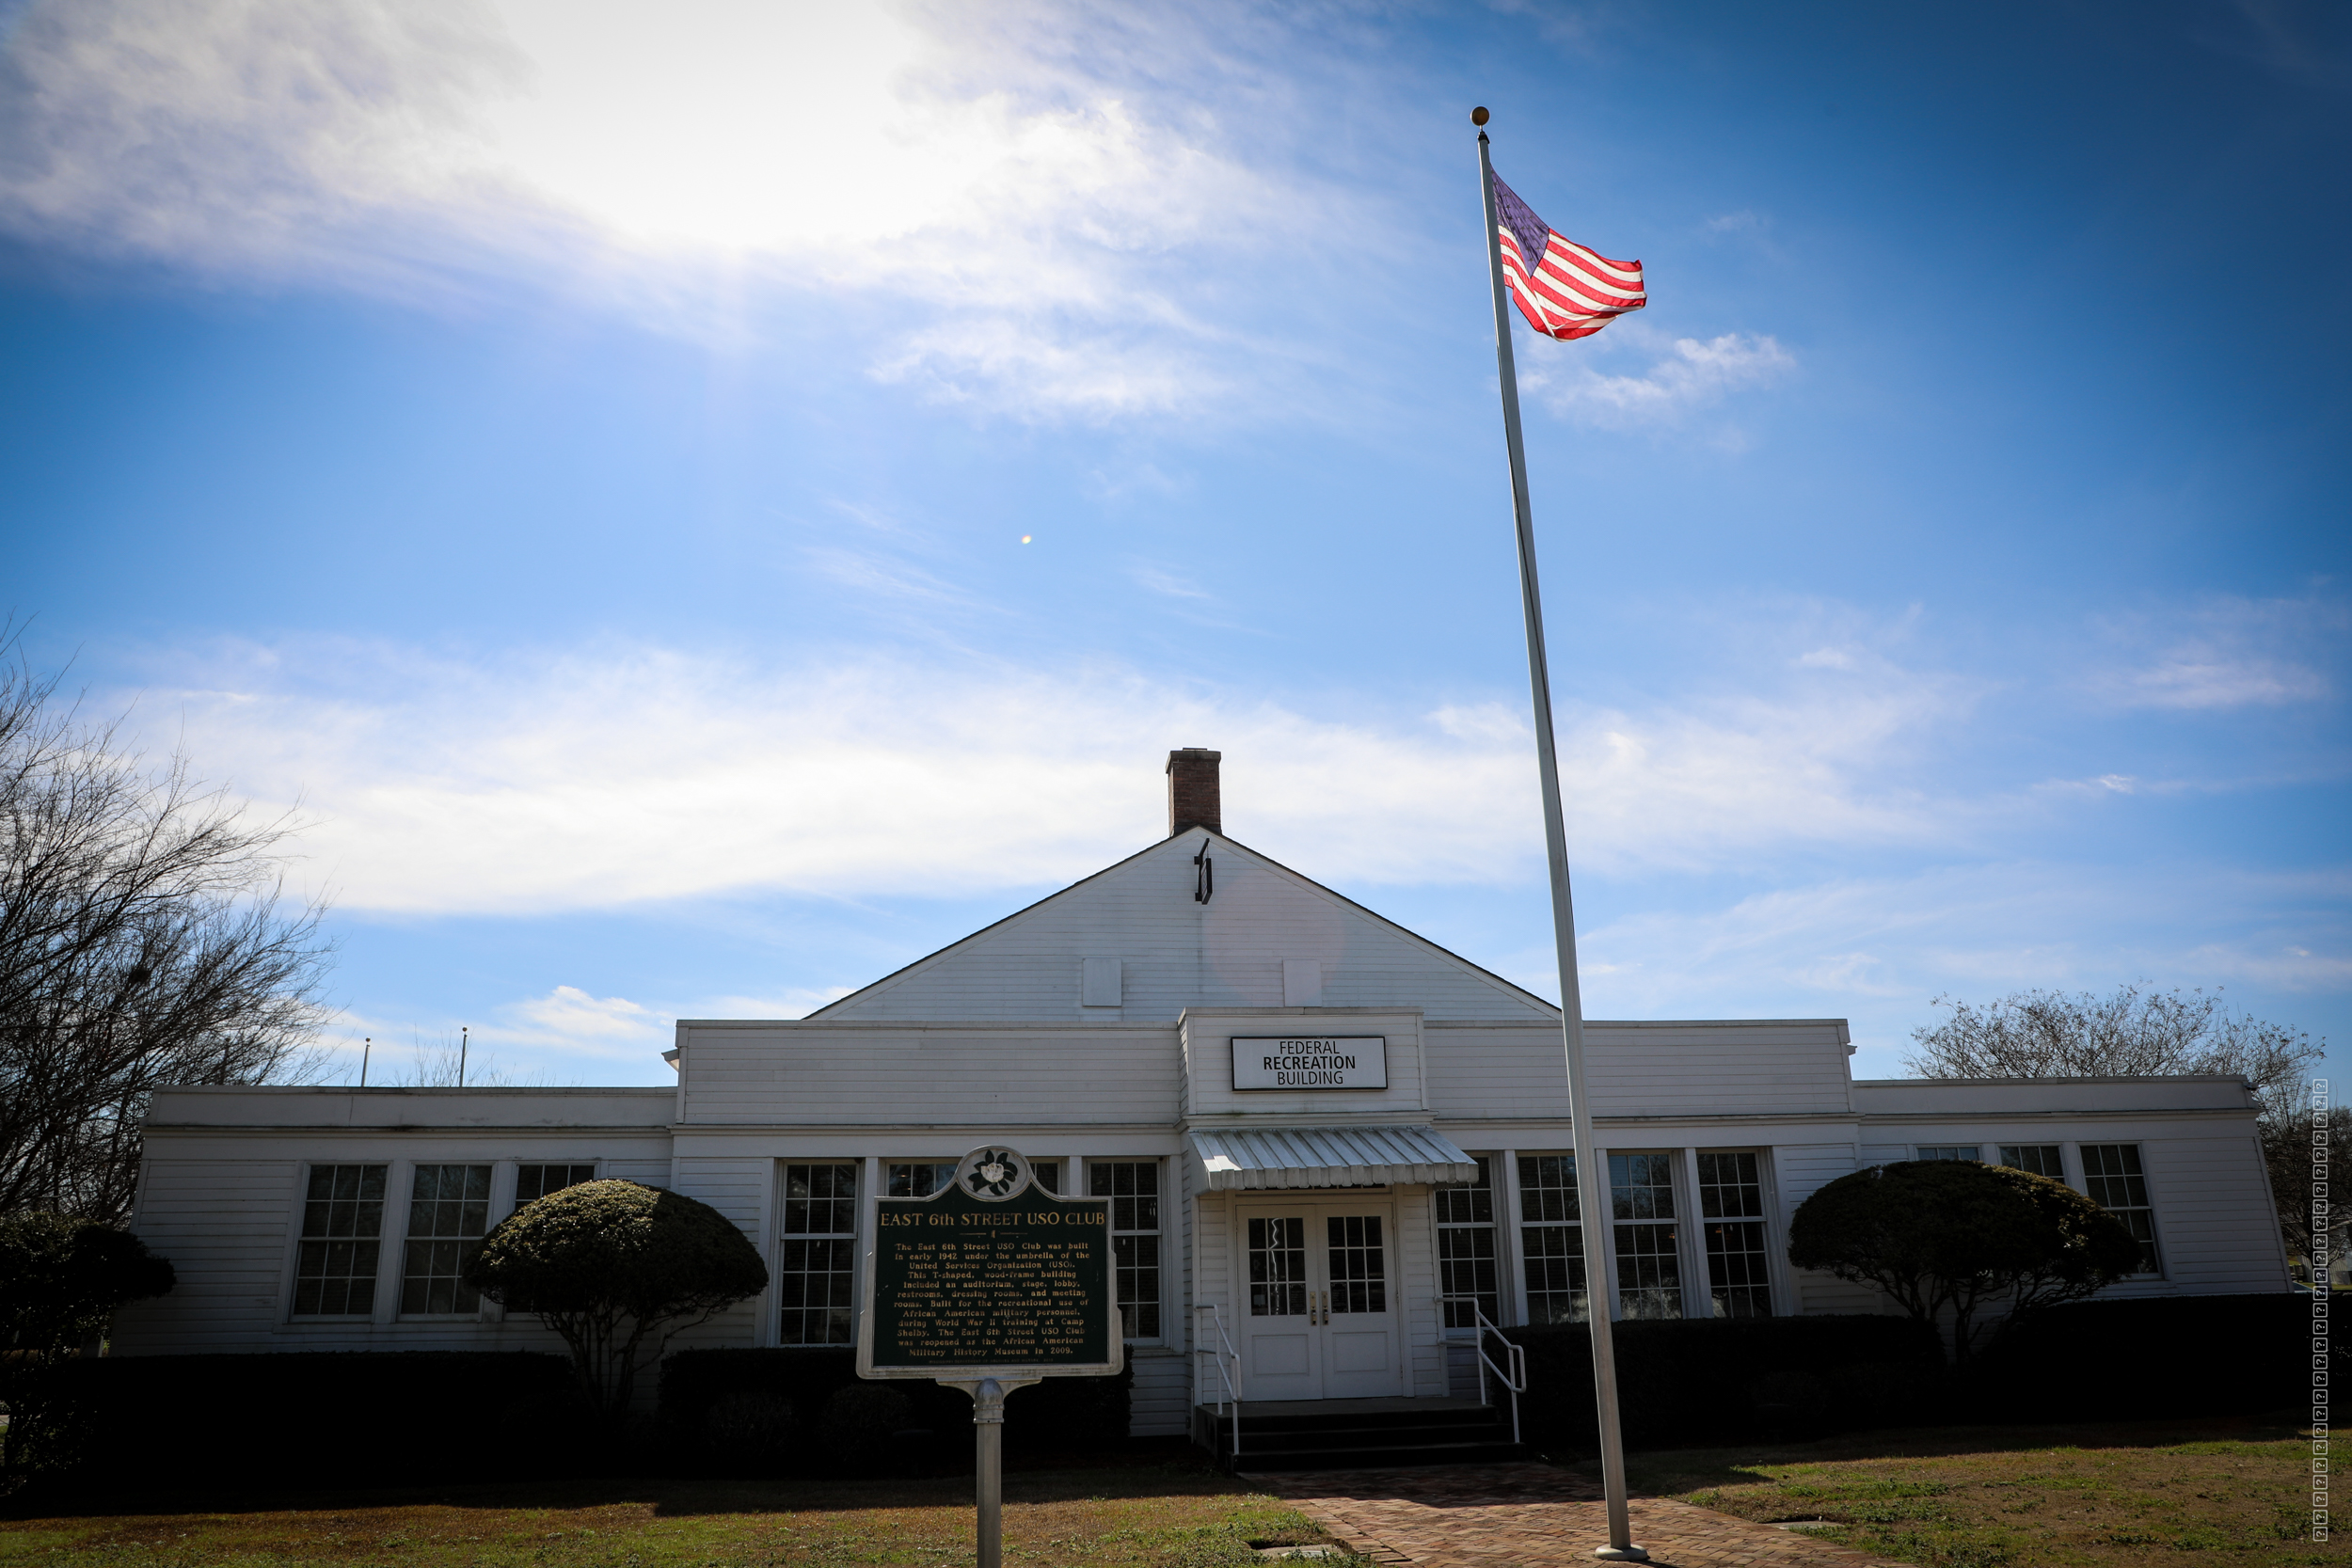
[1904,982,2322,1102]
[0,632,334,1223]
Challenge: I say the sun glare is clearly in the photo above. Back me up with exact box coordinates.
[477,0,1142,261]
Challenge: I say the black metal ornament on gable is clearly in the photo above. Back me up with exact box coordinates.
[1194,844,1214,904]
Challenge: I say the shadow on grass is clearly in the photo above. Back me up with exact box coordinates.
[1576,1411,2305,1495]
[3,1456,1261,1526]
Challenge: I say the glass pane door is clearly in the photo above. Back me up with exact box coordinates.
[1326,1214,1388,1313]
[1248,1216,1309,1316]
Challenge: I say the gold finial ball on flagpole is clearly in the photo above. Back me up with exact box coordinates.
[1471,106,1489,126]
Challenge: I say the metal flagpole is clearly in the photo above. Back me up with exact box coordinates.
[1473,107,1646,1563]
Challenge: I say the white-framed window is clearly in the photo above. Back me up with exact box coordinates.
[1995,1145,2063,1178]
[515,1163,598,1207]
[1915,1145,1980,1162]
[2081,1143,2162,1275]
[889,1158,1058,1196]
[1516,1152,1586,1324]
[401,1164,492,1316]
[1089,1159,1161,1339]
[886,1161,957,1197]
[1695,1151,1772,1319]
[1437,1154,1498,1330]
[293,1164,388,1319]
[779,1162,859,1345]
[1609,1152,1683,1320]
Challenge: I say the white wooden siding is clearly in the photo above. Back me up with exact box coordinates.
[670,1155,778,1354]
[808,834,1558,1025]
[1129,1351,1190,1436]
[1396,1187,1445,1397]
[680,1024,1179,1126]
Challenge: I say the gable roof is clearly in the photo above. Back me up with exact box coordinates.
[806,828,1560,1023]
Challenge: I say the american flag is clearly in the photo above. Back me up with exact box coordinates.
[1490,171,1645,341]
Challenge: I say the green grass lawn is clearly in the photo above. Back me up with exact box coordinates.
[0,1465,1347,1568]
[0,1417,2316,1567]
[1611,1413,2319,1568]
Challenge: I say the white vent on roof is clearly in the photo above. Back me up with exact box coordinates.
[1282,958,1323,1007]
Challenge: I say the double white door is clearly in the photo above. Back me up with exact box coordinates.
[1238,1202,1404,1401]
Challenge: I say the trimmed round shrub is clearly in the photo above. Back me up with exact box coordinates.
[1788,1160,2142,1360]
[466,1180,768,1415]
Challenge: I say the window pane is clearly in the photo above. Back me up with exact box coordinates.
[1031,1160,1059,1194]
[779,1163,860,1344]
[1111,1233,1160,1338]
[1915,1146,1980,1162]
[1516,1153,1580,1222]
[1994,1145,2063,1178]
[1435,1157,1492,1226]
[1438,1226,1497,1326]
[1248,1216,1308,1318]
[784,1162,859,1240]
[1327,1215,1387,1315]
[2082,1145,2159,1274]
[294,1164,387,1318]
[886,1162,956,1198]
[516,1163,597,1204]
[1437,1156,1498,1328]
[1521,1223,1587,1324]
[402,1164,492,1315]
[1518,1152,1586,1323]
[1614,1222,1682,1319]
[1609,1153,1677,1221]
[1703,1219,1773,1318]
[1090,1162,1162,1337]
[1696,1151,1763,1218]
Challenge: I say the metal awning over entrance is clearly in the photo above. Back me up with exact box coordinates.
[1186,1125,1479,1190]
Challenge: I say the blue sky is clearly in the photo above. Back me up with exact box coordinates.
[4,0,2344,1088]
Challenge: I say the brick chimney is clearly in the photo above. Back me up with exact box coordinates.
[1167,748,1221,837]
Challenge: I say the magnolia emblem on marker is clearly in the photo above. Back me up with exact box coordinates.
[960,1146,1028,1200]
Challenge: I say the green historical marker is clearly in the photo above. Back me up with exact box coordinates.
[858,1146,1123,1568]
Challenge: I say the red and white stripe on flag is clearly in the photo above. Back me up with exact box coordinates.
[1491,174,1645,341]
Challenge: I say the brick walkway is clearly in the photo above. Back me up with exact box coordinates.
[1247,1462,1915,1568]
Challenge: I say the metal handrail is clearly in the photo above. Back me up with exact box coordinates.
[1439,1294,1528,1445]
[1194,1302,1243,1465]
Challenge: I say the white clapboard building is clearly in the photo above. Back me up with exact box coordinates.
[115,750,2289,1435]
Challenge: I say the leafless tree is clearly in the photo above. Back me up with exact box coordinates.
[1906,982,2328,1262]
[1905,983,2321,1100]
[0,641,332,1224]
[394,1031,516,1088]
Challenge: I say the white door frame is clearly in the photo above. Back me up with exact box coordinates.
[1226,1191,1408,1402]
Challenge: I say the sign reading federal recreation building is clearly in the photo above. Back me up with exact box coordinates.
[858,1145,1122,1379]
[1230,1035,1389,1091]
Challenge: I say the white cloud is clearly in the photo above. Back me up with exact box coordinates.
[1569,861,2351,1069]
[1128,565,1212,601]
[2090,593,2343,710]
[0,0,1336,420]
[320,979,858,1081]
[2106,654,2330,709]
[122,633,1985,917]
[1523,331,1796,429]
[501,985,664,1046]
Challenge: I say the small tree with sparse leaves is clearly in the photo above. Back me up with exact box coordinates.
[1788,1160,2142,1362]
[464,1180,767,1417]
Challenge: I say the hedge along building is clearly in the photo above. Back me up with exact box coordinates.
[115,750,2291,1433]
